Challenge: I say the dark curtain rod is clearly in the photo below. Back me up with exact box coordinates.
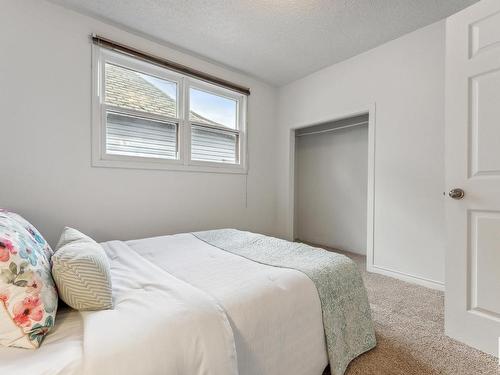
[91,35,251,96]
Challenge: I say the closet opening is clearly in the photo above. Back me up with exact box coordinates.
[291,110,374,259]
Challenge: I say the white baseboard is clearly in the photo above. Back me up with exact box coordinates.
[367,264,444,291]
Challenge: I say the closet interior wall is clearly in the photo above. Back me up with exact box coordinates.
[295,114,369,255]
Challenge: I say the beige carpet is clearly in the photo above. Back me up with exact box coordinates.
[319,248,499,375]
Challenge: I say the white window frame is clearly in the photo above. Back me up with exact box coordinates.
[91,45,248,174]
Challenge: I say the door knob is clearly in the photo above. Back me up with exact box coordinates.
[449,188,465,200]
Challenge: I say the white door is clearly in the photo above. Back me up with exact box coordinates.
[445,0,500,356]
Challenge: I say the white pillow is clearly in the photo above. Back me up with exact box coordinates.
[52,228,112,311]
[55,227,95,250]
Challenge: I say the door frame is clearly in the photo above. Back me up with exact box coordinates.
[288,103,376,271]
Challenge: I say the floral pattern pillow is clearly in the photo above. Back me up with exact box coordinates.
[0,209,58,348]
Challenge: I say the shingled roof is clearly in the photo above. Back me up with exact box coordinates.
[105,63,220,126]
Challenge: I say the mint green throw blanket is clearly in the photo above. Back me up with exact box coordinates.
[193,229,376,375]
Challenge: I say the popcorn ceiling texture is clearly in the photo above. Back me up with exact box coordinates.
[48,0,477,85]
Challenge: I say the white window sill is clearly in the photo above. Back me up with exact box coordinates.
[92,157,248,175]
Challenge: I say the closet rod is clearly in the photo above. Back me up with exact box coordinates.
[296,120,368,137]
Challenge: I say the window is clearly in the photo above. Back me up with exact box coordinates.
[189,87,239,164]
[92,46,247,173]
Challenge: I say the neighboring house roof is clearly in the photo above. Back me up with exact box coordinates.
[105,63,220,126]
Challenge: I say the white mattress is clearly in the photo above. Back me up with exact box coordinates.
[0,233,328,375]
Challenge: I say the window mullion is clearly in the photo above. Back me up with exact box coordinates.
[180,76,190,165]
[192,122,241,137]
[103,104,180,125]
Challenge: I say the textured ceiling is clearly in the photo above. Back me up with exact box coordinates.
[48,0,478,85]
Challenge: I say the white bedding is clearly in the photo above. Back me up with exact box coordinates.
[0,233,328,375]
[0,307,83,375]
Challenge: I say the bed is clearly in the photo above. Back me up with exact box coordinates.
[0,229,375,375]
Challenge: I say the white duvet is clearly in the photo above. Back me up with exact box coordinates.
[0,233,328,375]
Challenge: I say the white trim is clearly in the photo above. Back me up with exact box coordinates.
[91,158,248,174]
[295,121,369,137]
[187,78,244,116]
[367,264,445,291]
[366,104,376,273]
[91,44,248,174]
[103,48,184,82]
[291,107,373,131]
[91,44,103,169]
[181,76,190,166]
[190,121,240,135]
[289,129,297,241]
[104,104,181,126]
[186,77,247,170]
[288,104,443,291]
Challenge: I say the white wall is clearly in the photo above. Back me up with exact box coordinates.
[276,21,446,288]
[0,0,278,246]
[295,124,368,255]
[0,1,448,289]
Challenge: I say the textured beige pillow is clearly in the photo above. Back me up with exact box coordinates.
[52,228,112,311]
[55,227,95,250]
